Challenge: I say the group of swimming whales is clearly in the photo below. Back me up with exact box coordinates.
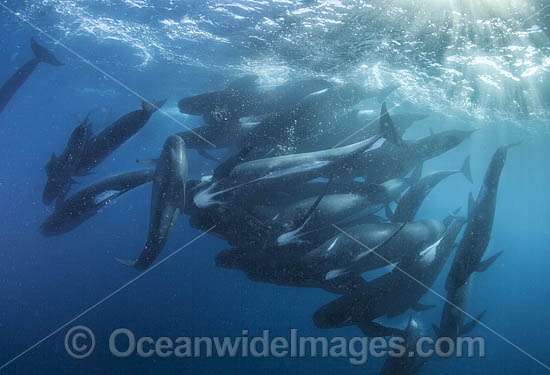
[4,39,516,374]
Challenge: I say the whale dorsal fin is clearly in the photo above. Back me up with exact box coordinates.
[462,156,473,184]
[379,103,402,145]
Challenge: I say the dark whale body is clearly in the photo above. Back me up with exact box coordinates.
[0,38,63,115]
[40,169,155,236]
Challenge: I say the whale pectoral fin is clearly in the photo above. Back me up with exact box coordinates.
[412,302,436,312]
[294,173,334,228]
[116,258,137,267]
[476,250,504,273]
[325,222,407,280]
[460,310,486,335]
[462,156,473,184]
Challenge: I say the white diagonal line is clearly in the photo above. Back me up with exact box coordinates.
[514,2,550,31]
[332,224,550,371]
[0,2,216,148]
[0,226,216,372]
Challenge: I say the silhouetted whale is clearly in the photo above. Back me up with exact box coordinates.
[387,157,472,223]
[76,99,166,174]
[40,169,154,236]
[119,135,188,270]
[445,144,516,292]
[313,218,465,329]
[433,280,486,345]
[380,317,427,375]
[192,104,398,208]
[178,76,332,126]
[350,127,476,184]
[43,116,91,205]
[0,38,63,115]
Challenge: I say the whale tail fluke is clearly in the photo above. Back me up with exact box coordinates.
[30,38,63,66]
[142,99,167,114]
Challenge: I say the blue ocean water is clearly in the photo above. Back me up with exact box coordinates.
[1,0,550,374]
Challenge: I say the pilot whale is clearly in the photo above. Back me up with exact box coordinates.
[350,128,476,184]
[214,220,404,294]
[43,116,91,205]
[313,218,466,330]
[120,135,188,270]
[40,169,154,236]
[237,84,400,155]
[433,280,486,343]
[192,104,398,208]
[76,99,166,174]
[445,144,515,292]
[178,76,332,126]
[0,38,63,115]
[387,157,472,223]
[381,317,427,375]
